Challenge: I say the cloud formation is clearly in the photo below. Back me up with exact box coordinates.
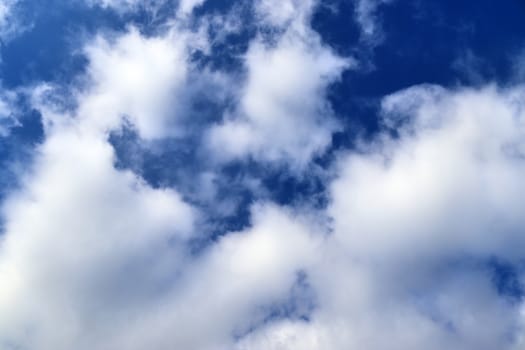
[0,0,28,41]
[1,1,525,350]
[206,0,351,167]
[80,27,193,139]
[235,84,525,350]
[0,90,19,136]
[354,0,393,42]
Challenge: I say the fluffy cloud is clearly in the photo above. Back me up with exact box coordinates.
[9,72,525,349]
[77,27,196,140]
[254,0,314,28]
[98,205,321,350]
[236,84,525,349]
[332,84,525,262]
[0,126,195,349]
[206,0,351,167]
[3,1,525,350]
[0,10,323,349]
[0,24,202,348]
[0,164,319,349]
[237,264,520,350]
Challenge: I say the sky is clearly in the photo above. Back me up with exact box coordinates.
[1,0,525,349]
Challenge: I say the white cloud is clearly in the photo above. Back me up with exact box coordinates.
[3,2,525,350]
[178,0,206,16]
[237,264,519,350]
[331,84,525,262]
[77,27,198,140]
[0,24,204,340]
[85,0,153,13]
[207,1,351,167]
[355,0,394,43]
[86,0,205,17]
[254,0,314,29]
[0,23,201,349]
[0,89,19,136]
[100,204,322,350]
[89,0,138,8]
[0,0,15,27]
[0,16,323,349]
[0,124,197,350]
[0,179,320,349]
[0,0,29,42]
[232,84,525,349]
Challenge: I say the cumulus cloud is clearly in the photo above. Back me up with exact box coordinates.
[0,22,202,348]
[3,1,525,350]
[206,0,351,167]
[332,84,525,262]
[0,8,324,349]
[237,84,525,349]
[99,204,321,350]
[78,27,194,139]
[0,165,319,348]
[8,63,525,348]
[0,126,195,349]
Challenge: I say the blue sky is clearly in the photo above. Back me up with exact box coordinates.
[1,1,525,349]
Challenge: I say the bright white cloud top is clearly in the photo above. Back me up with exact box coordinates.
[0,0,525,349]
[207,0,350,166]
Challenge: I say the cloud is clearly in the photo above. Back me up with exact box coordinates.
[332,84,525,261]
[237,264,520,350]
[0,0,16,29]
[0,12,322,349]
[86,0,205,17]
[0,108,198,349]
[0,165,319,348]
[236,84,525,349]
[3,1,525,350]
[206,0,351,168]
[77,26,204,140]
[354,0,394,43]
[0,23,201,348]
[0,89,19,136]
[85,0,149,12]
[100,204,321,350]
[9,65,525,348]
[254,0,314,28]
[178,0,206,16]
[0,0,30,42]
